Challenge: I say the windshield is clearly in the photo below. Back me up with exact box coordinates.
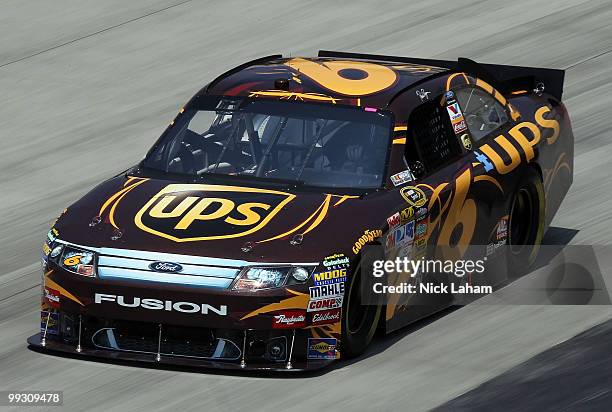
[143,96,392,189]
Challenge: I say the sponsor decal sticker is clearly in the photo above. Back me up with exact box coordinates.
[416,207,428,218]
[415,237,427,248]
[453,120,468,134]
[390,169,414,186]
[416,219,428,238]
[322,253,350,269]
[40,311,59,335]
[307,297,343,312]
[497,215,509,241]
[394,220,415,248]
[308,338,337,360]
[400,207,415,224]
[310,308,341,326]
[44,287,60,309]
[313,268,347,286]
[446,102,464,121]
[309,282,345,299]
[397,243,413,259]
[352,229,383,254]
[272,310,306,328]
[400,186,427,208]
[387,212,400,229]
[486,240,506,256]
[460,133,472,150]
[134,184,295,242]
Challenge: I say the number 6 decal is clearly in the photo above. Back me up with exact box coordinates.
[286,58,398,96]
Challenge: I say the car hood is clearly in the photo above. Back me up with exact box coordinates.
[54,174,387,262]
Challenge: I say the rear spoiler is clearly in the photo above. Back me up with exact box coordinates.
[318,50,565,101]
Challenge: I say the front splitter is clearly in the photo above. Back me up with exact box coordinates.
[27,333,333,372]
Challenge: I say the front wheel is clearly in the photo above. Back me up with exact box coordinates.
[341,261,381,358]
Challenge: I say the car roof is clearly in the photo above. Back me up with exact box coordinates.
[204,56,449,108]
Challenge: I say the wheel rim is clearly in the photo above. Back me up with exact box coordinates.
[509,188,534,254]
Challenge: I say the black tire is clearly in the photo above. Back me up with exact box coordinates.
[341,260,382,358]
[507,168,545,274]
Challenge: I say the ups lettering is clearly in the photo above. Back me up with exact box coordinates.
[148,196,271,229]
[480,106,560,175]
[135,184,294,242]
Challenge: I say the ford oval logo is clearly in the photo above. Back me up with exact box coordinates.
[149,261,183,273]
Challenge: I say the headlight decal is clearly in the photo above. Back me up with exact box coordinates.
[55,244,97,278]
[232,265,315,291]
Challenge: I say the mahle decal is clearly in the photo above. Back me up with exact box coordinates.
[135,184,295,242]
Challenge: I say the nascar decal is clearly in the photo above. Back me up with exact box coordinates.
[286,58,398,96]
[135,184,295,242]
[307,338,337,360]
[400,186,427,208]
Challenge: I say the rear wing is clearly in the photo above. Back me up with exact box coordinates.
[318,50,565,101]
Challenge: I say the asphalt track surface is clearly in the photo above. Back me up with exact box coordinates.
[1,0,611,411]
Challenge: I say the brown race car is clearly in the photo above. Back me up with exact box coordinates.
[29,50,573,371]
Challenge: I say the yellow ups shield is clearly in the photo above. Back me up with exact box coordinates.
[135,184,295,242]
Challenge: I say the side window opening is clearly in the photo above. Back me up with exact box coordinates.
[455,87,509,142]
[407,99,462,174]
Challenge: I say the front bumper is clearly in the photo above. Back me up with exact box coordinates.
[34,258,342,371]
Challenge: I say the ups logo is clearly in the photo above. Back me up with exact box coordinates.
[135,184,295,242]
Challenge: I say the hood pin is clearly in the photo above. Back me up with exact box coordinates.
[241,241,254,253]
[111,229,123,241]
[290,233,303,246]
[89,216,102,227]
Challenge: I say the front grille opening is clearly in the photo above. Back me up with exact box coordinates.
[91,321,241,360]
